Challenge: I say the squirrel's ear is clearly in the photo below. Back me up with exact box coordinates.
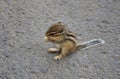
[58,22,62,24]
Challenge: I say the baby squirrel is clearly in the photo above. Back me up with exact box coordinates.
[44,22,105,60]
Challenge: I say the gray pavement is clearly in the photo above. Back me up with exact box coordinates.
[0,0,120,79]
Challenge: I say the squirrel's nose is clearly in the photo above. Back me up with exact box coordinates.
[44,36,48,42]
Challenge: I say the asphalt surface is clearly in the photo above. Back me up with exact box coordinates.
[0,0,120,79]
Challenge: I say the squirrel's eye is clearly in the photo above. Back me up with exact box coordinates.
[50,33,54,36]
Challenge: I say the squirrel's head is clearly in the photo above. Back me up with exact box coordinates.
[44,22,66,43]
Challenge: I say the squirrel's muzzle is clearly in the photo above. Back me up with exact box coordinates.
[44,36,48,42]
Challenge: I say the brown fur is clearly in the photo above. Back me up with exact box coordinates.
[44,22,77,60]
[44,22,105,60]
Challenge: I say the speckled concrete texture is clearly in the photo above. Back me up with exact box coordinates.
[0,0,120,79]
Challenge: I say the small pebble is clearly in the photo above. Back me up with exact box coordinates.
[79,32,85,36]
[100,52,107,54]
[40,68,48,74]
[114,61,120,65]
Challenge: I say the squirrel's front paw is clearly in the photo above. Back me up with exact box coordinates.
[53,55,63,60]
[48,48,59,53]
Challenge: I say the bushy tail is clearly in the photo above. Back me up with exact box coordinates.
[76,39,105,50]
